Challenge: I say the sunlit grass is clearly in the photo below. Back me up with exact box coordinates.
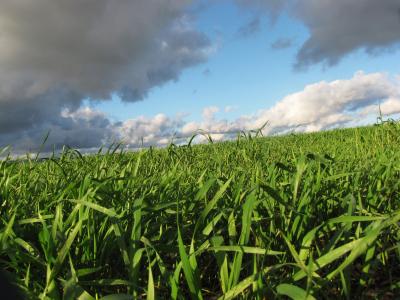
[1,122,400,299]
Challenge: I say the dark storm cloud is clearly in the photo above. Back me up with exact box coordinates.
[0,88,81,135]
[0,0,211,151]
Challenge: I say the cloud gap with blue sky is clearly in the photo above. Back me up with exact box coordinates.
[0,0,400,153]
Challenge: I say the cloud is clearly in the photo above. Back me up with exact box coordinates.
[293,0,400,69]
[3,71,399,152]
[0,107,114,153]
[177,71,400,140]
[234,0,287,22]
[116,113,185,148]
[224,105,238,113]
[252,71,400,132]
[2,0,400,152]
[202,106,220,120]
[270,38,293,50]
[359,98,400,117]
[235,0,400,68]
[0,0,211,150]
[116,71,400,145]
[236,17,261,38]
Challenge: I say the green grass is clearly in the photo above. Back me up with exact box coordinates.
[1,122,400,299]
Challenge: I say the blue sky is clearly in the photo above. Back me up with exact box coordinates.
[1,0,400,151]
[92,0,400,124]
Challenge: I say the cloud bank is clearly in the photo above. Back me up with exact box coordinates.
[172,71,400,141]
[3,71,399,153]
[0,0,211,150]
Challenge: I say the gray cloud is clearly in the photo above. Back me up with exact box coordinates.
[270,37,293,50]
[0,107,114,153]
[235,0,287,22]
[292,0,400,68]
[0,0,211,150]
[235,0,400,68]
[236,17,261,38]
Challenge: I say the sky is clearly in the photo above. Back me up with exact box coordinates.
[1,0,400,153]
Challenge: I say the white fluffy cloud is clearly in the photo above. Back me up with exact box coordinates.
[255,71,400,132]
[117,114,185,147]
[360,98,400,117]
[113,71,400,148]
[202,106,220,120]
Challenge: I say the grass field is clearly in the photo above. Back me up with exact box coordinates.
[1,122,400,299]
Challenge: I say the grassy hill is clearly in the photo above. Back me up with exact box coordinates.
[1,122,400,299]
